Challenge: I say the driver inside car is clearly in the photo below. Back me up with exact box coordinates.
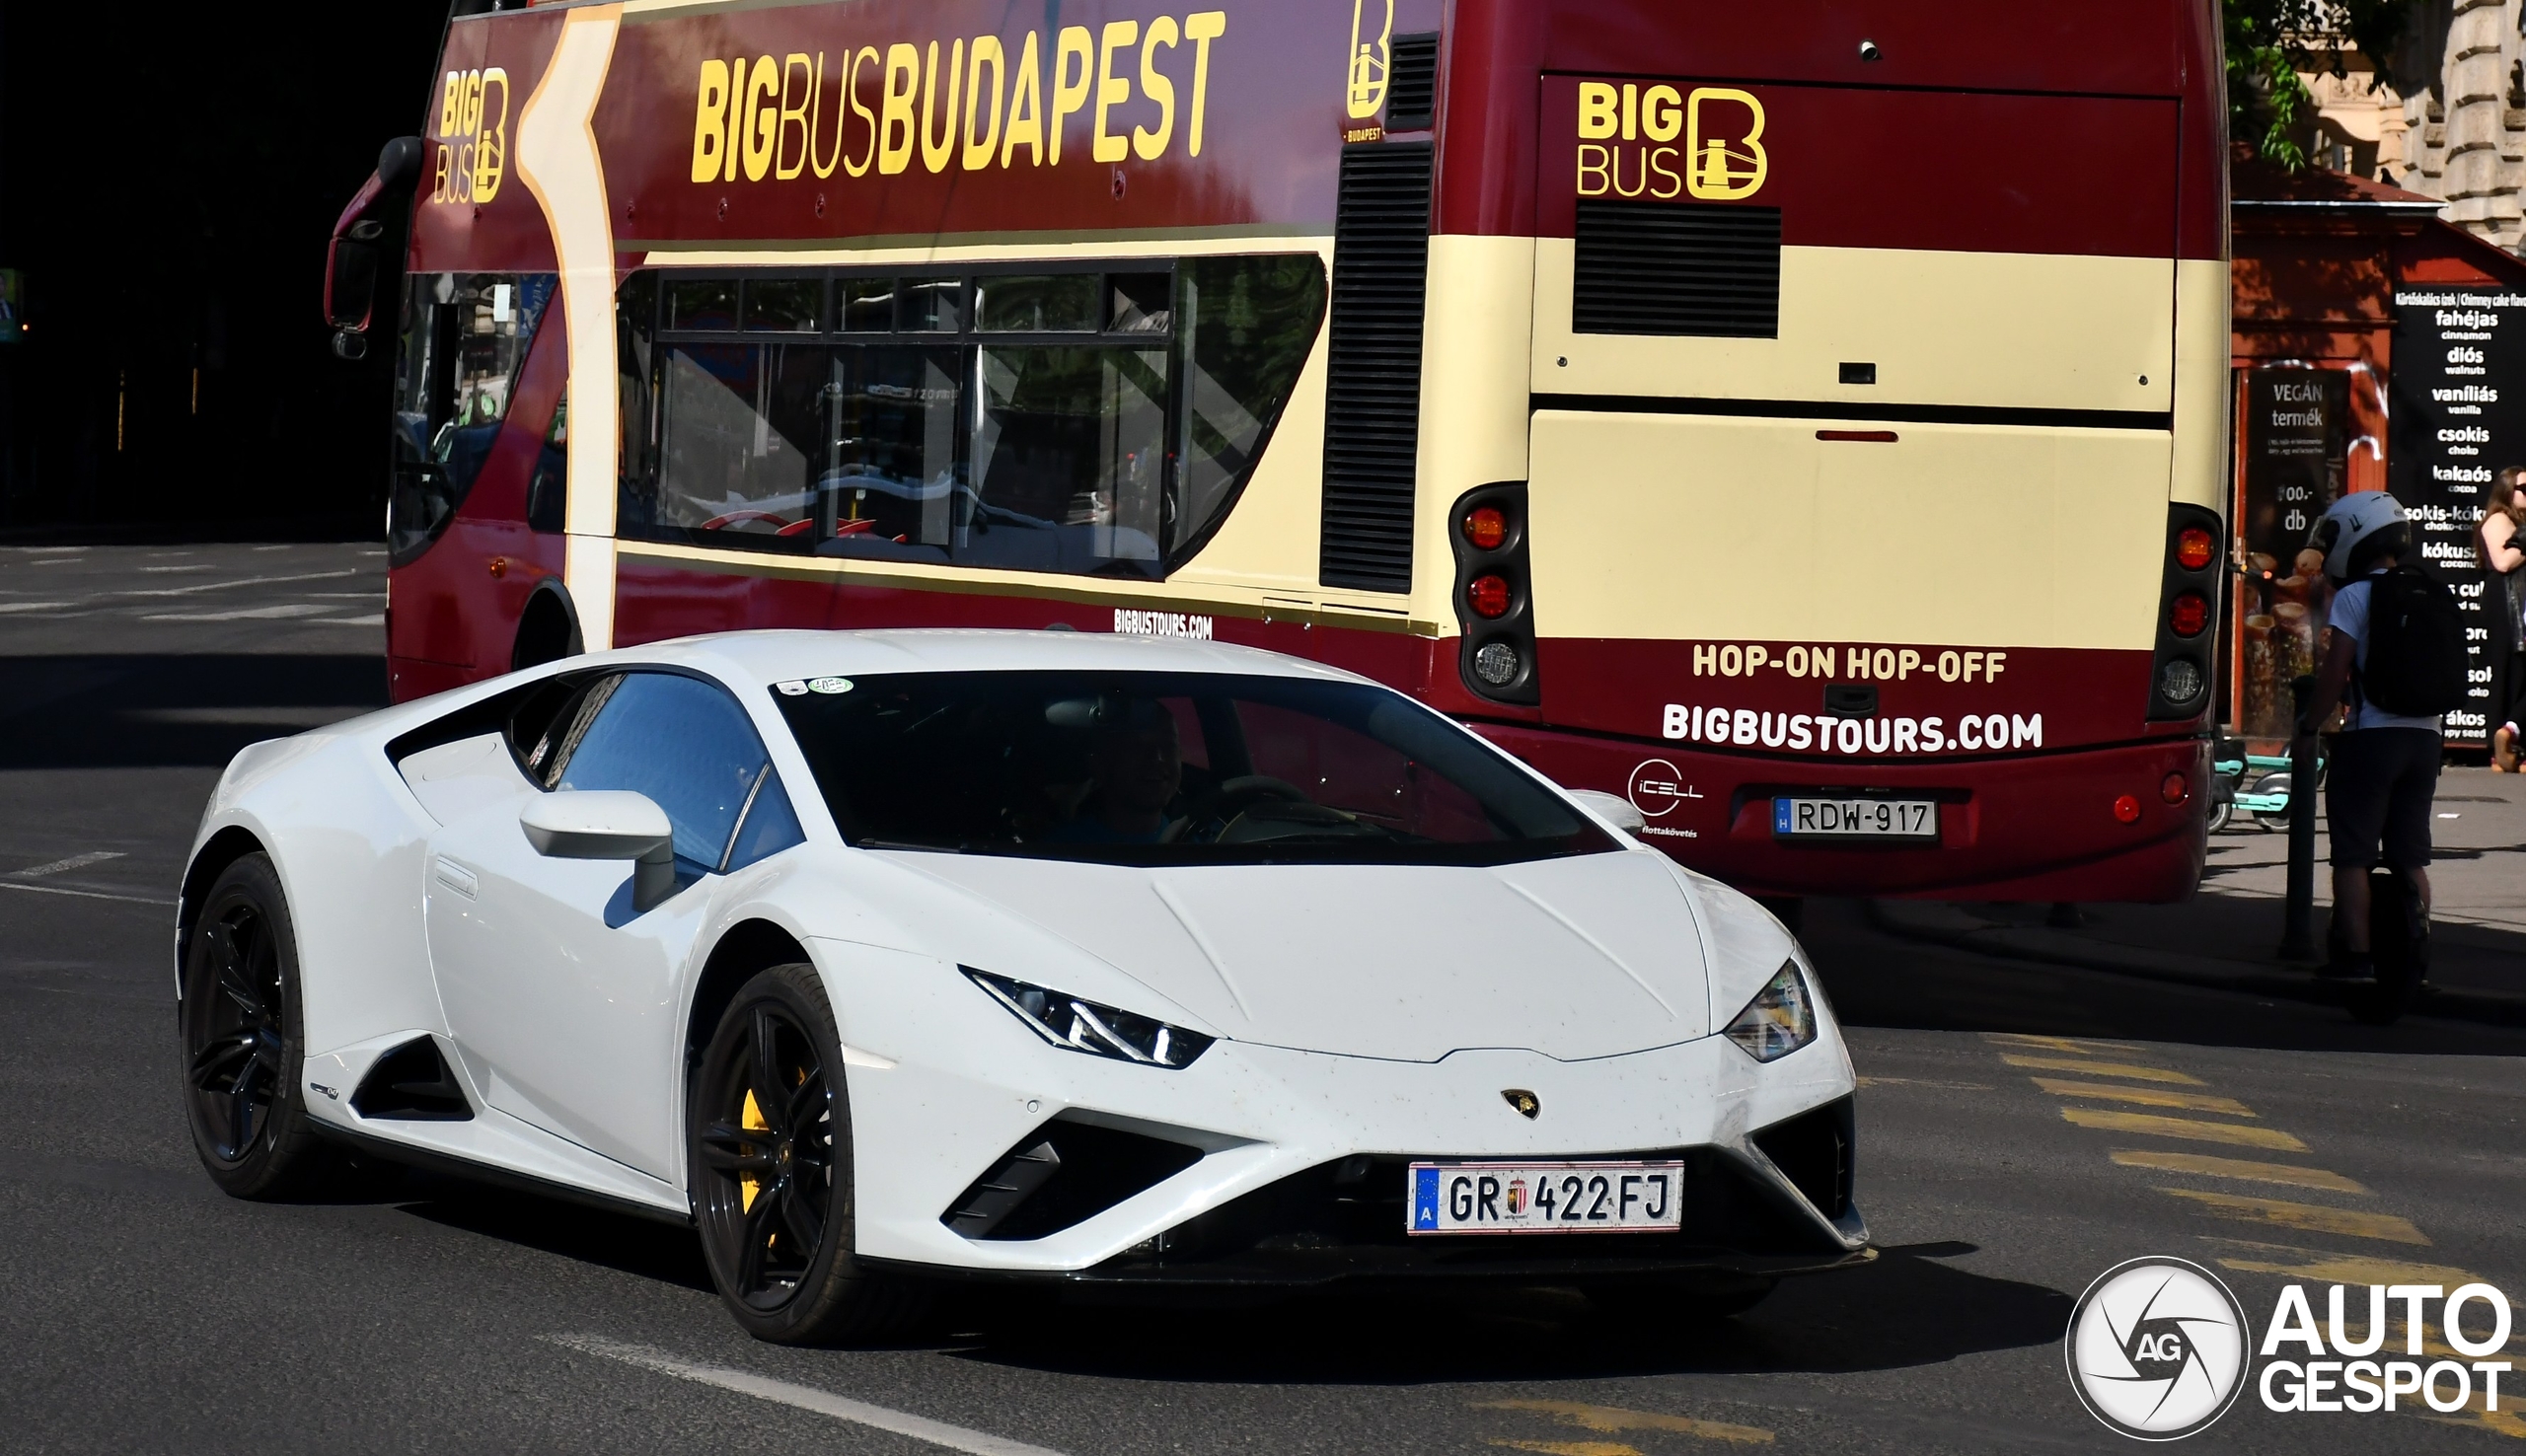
[1044,698,1184,844]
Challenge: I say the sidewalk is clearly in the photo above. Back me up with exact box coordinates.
[1872,765,2526,1023]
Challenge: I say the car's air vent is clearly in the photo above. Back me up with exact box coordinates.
[351,1036,474,1121]
[1573,198,1781,338]
[1750,1097,1853,1219]
[1320,141,1434,594]
[1383,34,1440,130]
[941,1120,1204,1241]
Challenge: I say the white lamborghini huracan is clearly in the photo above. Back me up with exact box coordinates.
[178,630,1868,1342]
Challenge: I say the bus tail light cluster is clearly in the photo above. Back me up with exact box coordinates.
[2146,504,2223,721]
[1449,483,1539,704]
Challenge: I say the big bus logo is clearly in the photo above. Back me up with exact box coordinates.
[1576,82,1766,201]
[433,68,510,206]
[1345,0,1392,119]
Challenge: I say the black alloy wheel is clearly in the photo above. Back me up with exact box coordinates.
[180,853,333,1197]
[691,963,918,1343]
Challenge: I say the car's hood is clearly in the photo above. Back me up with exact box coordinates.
[877,849,1715,1061]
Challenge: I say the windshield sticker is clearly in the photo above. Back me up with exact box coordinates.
[808,677,854,694]
[775,680,809,695]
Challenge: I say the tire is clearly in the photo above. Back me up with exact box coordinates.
[691,963,923,1344]
[179,853,337,1198]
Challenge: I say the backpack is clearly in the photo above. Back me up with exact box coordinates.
[2356,565,2468,716]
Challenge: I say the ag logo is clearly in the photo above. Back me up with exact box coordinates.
[1626,759,1693,819]
[2066,1257,2251,1440]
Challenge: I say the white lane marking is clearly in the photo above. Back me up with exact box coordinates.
[315,615,386,626]
[121,569,359,599]
[12,851,125,879]
[0,879,173,907]
[545,1335,1070,1456]
[15,546,86,554]
[138,565,216,574]
[0,602,70,614]
[139,603,336,622]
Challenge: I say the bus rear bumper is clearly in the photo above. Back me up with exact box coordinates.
[1473,725,2211,904]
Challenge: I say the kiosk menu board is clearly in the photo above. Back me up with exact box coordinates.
[2389,287,2526,750]
[2235,368,2344,741]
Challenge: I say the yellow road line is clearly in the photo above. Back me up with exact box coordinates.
[2061,1108,2306,1149]
[2034,1079,2256,1116]
[2207,1238,2490,1292]
[2111,1150,2368,1195]
[1489,1442,1642,1456]
[1477,1400,1774,1446]
[2002,1055,2204,1084]
[2159,1188,2429,1245]
[1856,1076,1994,1090]
[1983,1033,2142,1055]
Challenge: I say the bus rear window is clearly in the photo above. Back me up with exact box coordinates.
[616,255,1324,580]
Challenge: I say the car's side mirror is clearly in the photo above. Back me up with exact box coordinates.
[1567,788,1648,838]
[520,790,677,910]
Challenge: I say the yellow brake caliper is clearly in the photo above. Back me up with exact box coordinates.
[739,1087,771,1213]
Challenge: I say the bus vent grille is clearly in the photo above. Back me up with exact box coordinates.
[1573,199,1780,338]
[1321,142,1434,594]
[1384,34,1441,130]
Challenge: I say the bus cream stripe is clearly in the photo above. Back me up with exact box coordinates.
[2170,257,2231,512]
[1532,240,2176,418]
[514,3,624,561]
[568,536,619,652]
[639,229,1334,268]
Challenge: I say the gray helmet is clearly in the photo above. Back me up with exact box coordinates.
[2307,492,2409,582]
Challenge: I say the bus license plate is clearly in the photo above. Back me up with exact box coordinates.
[1406,1161,1685,1234]
[1773,797,1938,840]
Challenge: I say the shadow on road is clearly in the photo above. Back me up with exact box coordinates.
[388,1174,715,1295]
[0,655,387,769]
[939,1241,2065,1382]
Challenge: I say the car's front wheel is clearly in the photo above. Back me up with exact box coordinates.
[691,963,920,1344]
[180,852,335,1198]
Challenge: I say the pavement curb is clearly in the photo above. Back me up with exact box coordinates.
[1866,900,2526,1027]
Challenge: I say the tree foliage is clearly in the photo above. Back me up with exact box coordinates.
[2225,0,2411,169]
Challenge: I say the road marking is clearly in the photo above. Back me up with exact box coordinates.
[2032,1078,2255,1116]
[0,602,70,614]
[2160,1188,2429,1244]
[545,1334,1069,1456]
[11,851,125,879]
[2059,1107,2307,1149]
[1855,1076,1994,1090]
[1490,1442,1641,1456]
[2112,1150,2368,1195]
[314,615,385,626]
[137,564,215,573]
[2004,1054,2204,1084]
[0,879,174,907]
[121,569,359,598]
[1983,1033,2141,1055]
[1478,1400,1773,1446]
[15,546,86,553]
[140,603,336,622]
[2207,1238,2492,1292]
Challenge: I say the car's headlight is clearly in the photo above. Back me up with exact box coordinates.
[1724,960,1818,1062]
[962,967,1216,1069]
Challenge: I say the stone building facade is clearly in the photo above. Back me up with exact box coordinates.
[2330,0,2526,251]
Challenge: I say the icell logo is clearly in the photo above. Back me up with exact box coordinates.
[1626,759,1697,819]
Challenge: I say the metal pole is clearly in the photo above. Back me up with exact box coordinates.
[2278,674,2320,961]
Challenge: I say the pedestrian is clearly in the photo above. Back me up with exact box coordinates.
[2482,468,2526,770]
[2302,492,2466,982]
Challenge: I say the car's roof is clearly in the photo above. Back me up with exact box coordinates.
[609,628,1383,688]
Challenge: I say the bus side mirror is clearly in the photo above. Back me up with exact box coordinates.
[325,232,381,331]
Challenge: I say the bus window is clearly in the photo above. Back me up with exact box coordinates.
[615,255,1323,578]
[391,272,555,562]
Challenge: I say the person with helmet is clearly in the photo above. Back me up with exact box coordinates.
[2302,491,2445,983]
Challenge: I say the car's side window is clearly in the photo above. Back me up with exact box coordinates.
[550,672,805,874]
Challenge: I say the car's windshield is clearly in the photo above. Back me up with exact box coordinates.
[771,670,1617,866]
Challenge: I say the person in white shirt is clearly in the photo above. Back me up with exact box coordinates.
[2302,493,2439,982]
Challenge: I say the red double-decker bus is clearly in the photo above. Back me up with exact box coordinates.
[326,0,2230,902]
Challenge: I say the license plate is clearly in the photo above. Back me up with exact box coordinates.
[1406,1161,1685,1235]
[1772,797,1938,840]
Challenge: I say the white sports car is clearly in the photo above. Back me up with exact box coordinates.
[178,630,1867,1342]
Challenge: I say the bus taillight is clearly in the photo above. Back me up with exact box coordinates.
[1449,482,1539,705]
[1468,574,1512,619]
[2175,527,2215,571]
[1462,506,1508,550]
[2168,592,2209,637]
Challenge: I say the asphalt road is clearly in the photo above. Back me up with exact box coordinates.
[2,543,2522,1454]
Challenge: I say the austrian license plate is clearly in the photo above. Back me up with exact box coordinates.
[1406,1161,1686,1235]
[1772,797,1938,840]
